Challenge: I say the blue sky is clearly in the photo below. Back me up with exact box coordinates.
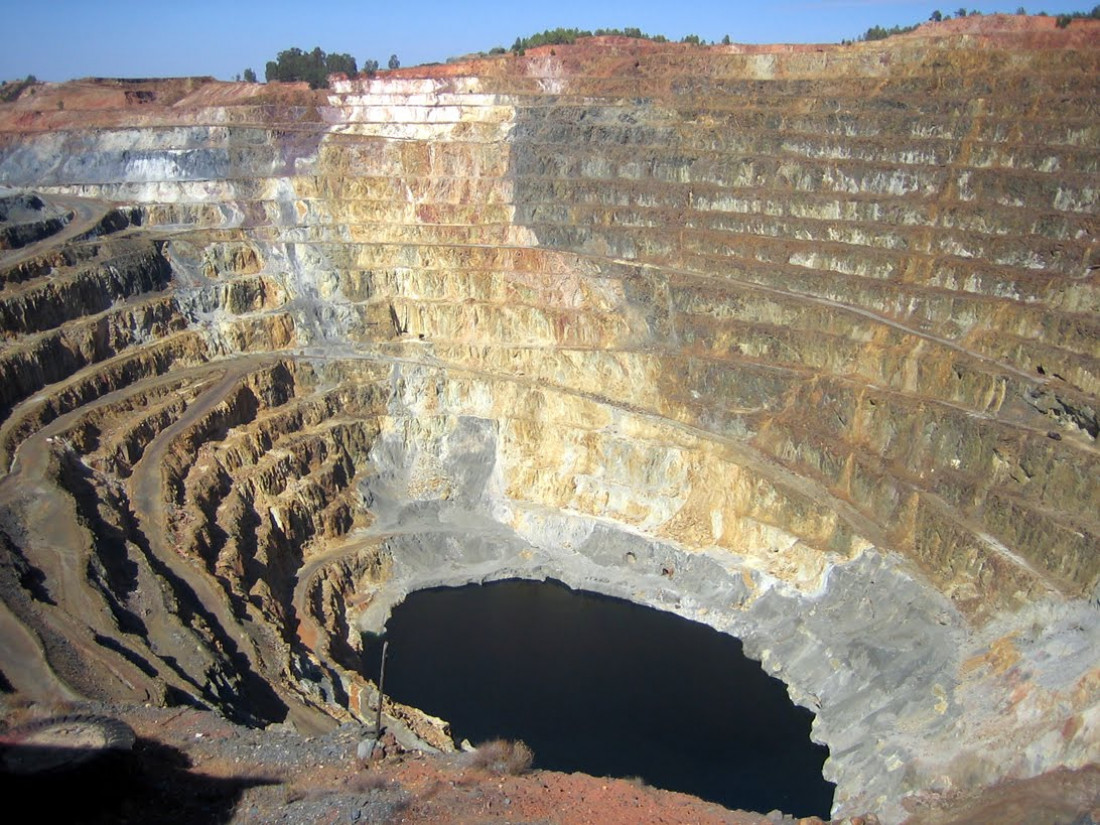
[1,0,1093,82]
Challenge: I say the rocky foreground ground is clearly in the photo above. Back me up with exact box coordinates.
[2,697,1097,825]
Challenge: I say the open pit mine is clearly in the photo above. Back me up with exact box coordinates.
[0,16,1096,823]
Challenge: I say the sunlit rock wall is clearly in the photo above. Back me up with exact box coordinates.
[0,23,1096,821]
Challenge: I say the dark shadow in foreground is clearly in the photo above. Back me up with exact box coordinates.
[0,737,277,824]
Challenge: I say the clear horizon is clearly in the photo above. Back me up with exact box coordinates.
[1,0,1094,83]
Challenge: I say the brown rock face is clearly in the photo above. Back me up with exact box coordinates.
[0,19,1096,822]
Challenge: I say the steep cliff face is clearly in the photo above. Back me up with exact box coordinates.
[0,18,1096,822]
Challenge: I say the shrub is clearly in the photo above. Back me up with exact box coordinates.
[1051,6,1100,26]
[0,75,37,104]
[860,22,918,41]
[509,27,669,54]
[464,739,534,775]
[346,772,390,792]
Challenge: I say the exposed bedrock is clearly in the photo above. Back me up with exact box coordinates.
[0,21,1097,822]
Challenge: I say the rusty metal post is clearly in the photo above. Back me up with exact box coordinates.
[374,640,389,737]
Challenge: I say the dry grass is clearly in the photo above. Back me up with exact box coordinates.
[344,771,391,792]
[284,785,333,804]
[463,738,534,775]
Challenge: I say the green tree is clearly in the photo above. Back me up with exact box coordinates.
[263,46,357,88]
[388,54,400,70]
[362,59,379,76]
[930,10,943,21]
[722,34,731,45]
[266,47,312,84]
[243,68,257,83]
[308,46,326,87]
[326,52,357,78]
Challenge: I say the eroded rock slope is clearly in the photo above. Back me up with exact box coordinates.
[0,18,1096,821]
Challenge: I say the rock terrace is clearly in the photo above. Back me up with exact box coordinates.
[0,17,1097,822]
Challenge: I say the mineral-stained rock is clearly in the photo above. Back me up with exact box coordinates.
[0,17,1096,823]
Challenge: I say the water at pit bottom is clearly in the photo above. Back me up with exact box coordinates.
[362,578,834,818]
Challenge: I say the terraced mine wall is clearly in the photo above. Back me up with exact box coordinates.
[0,20,1097,821]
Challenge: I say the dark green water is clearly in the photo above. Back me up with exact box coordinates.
[362,578,834,818]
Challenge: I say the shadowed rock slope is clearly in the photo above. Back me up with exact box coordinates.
[0,18,1096,822]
